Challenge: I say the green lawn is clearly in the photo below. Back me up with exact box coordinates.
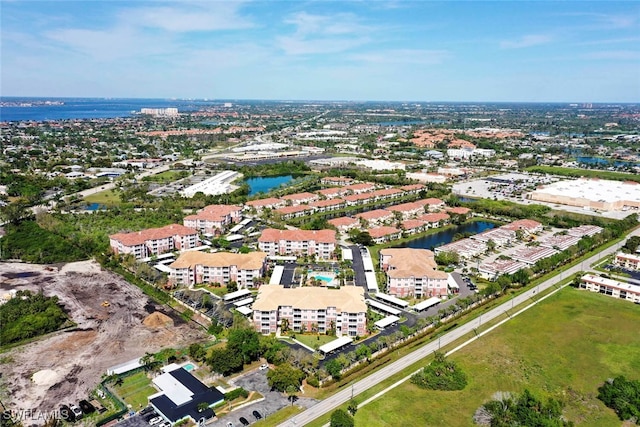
[252,405,304,427]
[293,334,337,350]
[142,170,189,183]
[112,372,157,410]
[83,189,121,206]
[351,288,640,426]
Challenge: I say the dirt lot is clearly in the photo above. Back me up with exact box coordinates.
[0,260,208,419]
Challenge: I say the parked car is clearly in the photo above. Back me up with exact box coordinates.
[159,422,171,427]
[259,363,269,370]
[69,404,83,420]
[226,422,234,427]
[252,410,263,420]
[149,416,164,426]
[239,417,250,426]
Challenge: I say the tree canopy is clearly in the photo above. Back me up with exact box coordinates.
[411,352,467,391]
[266,363,305,392]
[330,409,355,427]
[474,389,573,426]
[0,290,68,345]
[597,376,640,423]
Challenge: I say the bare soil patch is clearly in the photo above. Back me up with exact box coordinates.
[0,261,207,419]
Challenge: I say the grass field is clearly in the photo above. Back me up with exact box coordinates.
[83,189,121,206]
[293,334,337,350]
[112,371,157,410]
[142,170,188,183]
[350,288,640,426]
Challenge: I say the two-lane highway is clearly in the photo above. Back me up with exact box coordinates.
[279,230,638,426]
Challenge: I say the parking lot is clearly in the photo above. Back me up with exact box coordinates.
[209,369,318,426]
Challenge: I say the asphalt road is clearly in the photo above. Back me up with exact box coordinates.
[278,230,638,426]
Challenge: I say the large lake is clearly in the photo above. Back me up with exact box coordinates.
[396,221,497,250]
[245,175,293,196]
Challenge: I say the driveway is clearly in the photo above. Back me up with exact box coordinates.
[280,262,297,288]
[348,245,368,289]
[208,369,318,426]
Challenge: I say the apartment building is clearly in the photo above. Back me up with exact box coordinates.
[417,212,450,228]
[417,198,445,211]
[615,252,640,270]
[380,248,448,298]
[367,226,402,244]
[501,219,543,235]
[580,274,640,303]
[169,251,267,288]
[183,204,242,235]
[280,192,320,206]
[355,209,394,226]
[258,229,337,259]
[388,201,426,219]
[328,216,360,233]
[109,224,199,259]
[252,285,367,336]
[309,198,346,212]
[245,197,285,211]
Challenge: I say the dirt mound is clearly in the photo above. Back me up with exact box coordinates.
[143,311,174,328]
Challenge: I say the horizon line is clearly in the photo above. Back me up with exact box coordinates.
[1,96,638,105]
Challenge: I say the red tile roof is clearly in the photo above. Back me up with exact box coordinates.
[367,226,401,238]
[110,224,197,246]
[258,228,337,244]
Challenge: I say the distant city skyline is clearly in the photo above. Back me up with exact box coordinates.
[2,1,639,102]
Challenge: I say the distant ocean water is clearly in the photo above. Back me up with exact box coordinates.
[0,97,216,122]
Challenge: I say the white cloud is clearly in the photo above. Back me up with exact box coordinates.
[120,2,254,33]
[500,34,553,49]
[350,49,450,65]
[277,11,376,55]
[45,26,172,61]
[276,35,370,55]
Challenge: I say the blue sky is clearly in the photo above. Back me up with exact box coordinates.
[2,1,639,102]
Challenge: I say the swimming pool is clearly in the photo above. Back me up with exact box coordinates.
[183,363,196,372]
[308,271,337,285]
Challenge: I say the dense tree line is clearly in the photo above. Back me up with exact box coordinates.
[1,221,87,263]
[473,389,573,426]
[0,290,68,345]
[597,376,640,423]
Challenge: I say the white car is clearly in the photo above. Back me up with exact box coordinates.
[149,416,164,426]
[259,363,269,370]
[69,404,83,419]
[159,423,171,427]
